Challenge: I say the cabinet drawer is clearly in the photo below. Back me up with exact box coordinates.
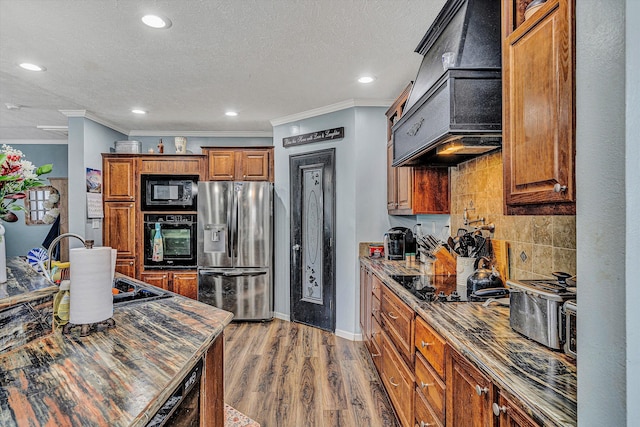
[415,351,445,424]
[381,332,414,427]
[372,294,381,323]
[415,384,443,427]
[415,316,446,378]
[371,274,383,300]
[369,326,383,374]
[381,286,414,365]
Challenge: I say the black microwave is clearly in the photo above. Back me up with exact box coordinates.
[141,175,198,211]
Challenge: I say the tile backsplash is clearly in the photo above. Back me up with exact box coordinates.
[449,151,576,280]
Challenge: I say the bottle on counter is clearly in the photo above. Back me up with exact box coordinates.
[152,222,164,262]
[53,280,71,327]
[157,138,164,154]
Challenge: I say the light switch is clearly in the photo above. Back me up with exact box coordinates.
[92,219,100,229]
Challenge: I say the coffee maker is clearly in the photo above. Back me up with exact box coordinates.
[383,227,416,260]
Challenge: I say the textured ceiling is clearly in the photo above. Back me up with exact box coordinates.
[0,0,446,140]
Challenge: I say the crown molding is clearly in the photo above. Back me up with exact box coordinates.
[59,110,129,135]
[128,130,273,138]
[0,139,67,145]
[269,98,394,127]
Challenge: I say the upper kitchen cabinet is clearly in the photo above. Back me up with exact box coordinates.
[502,0,576,215]
[103,155,136,201]
[203,147,274,182]
[387,84,450,215]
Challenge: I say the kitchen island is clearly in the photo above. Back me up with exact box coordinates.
[360,256,577,426]
[0,257,233,427]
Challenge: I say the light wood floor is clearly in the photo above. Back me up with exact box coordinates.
[223,319,398,427]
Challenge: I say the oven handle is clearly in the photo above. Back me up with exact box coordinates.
[199,269,267,278]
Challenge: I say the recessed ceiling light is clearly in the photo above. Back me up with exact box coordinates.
[225,111,238,117]
[358,76,375,84]
[131,109,147,115]
[141,14,172,29]
[19,63,46,72]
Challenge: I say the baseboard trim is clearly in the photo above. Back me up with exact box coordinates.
[273,311,290,322]
[272,313,362,341]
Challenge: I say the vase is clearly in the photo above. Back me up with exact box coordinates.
[0,223,6,283]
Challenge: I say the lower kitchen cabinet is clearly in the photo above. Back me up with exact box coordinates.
[494,391,539,427]
[380,330,414,427]
[446,346,494,427]
[115,257,136,278]
[140,270,198,299]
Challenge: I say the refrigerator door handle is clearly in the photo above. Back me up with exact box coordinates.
[231,185,239,261]
[198,269,267,278]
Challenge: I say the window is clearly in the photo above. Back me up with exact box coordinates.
[24,186,60,225]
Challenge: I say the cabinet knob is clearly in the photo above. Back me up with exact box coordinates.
[475,385,489,396]
[420,381,433,389]
[129,261,133,266]
[421,340,433,348]
[420,422,434,427]
[553,183,568,193]
[129,204,134,208]
[388,376,400,387]
[492,402,507,416]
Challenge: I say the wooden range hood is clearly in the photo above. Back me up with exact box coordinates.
[392,0,502,167]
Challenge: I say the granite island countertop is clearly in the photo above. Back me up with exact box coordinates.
[360,257,577,427]
[0,257,233,427]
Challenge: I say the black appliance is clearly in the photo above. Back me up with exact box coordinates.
[383,227,416,260]
[144,214,197,269]
[146,357,203,426]
[141,174,198,211]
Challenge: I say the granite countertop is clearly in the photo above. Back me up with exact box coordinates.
[360,257,577,427]
[0,257,233,427]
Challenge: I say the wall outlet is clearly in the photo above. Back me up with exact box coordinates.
[92,219,100,229]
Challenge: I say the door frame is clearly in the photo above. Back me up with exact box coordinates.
[289,148,336,332]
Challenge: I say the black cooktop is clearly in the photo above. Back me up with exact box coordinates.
[390,274,460,302]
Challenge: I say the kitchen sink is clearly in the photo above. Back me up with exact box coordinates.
[112,277,171,304]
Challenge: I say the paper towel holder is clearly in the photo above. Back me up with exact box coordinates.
[46,233,94,282]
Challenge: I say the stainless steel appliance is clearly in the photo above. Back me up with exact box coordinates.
[143,214,197,269]
[563,299,577,358]
[507,277,576,350]
[141,174,198,211]
[197,181,273,321]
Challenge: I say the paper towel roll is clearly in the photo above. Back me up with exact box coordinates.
[69,246,116,325]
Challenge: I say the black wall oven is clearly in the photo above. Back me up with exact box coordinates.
[144,214,197,269]
[141,174,198,211]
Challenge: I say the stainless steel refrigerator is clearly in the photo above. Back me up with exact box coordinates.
[197,181,273,320]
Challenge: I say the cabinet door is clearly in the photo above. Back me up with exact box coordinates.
[207,150,236,181]
[103,202,136,257]
[115,257,136,278]
[359,265,369,337]
[140,271,170,290]
[386,141,398,210]
[495,392,540,427]
[381,285,414,366]
[446,347,494,427]
[173,272,198,299]
[238,150,270,181]
[503,0,575,214]
[395,166,413,211]
[103,157,136,201]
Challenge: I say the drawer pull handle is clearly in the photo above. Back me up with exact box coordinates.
[389,377,400,387]
[420,381,433,389]
[371,352,381,357]
[421,340,433,348]
[493,402,507,416]
[475,385,489,396]
[420,422,434,427]
[387,312,399,320]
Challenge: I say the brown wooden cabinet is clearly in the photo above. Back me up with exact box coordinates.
[446,346,494,427]
[103,156,136,201]
[494,391,540,427]
[502,0,575,215]
[380,331,414,427]
[139,270,197,299]
[203,147,273,182]
[386,84,449,215]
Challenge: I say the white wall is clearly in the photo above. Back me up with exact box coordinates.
[273,107,390,338]
[67,117,126,247]
[576,1,627,425]
[626,1,640,424]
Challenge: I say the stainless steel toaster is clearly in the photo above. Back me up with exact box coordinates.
[507,279,576,350]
